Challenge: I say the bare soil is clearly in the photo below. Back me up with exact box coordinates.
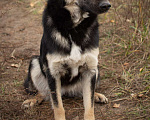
[0,0,150,120]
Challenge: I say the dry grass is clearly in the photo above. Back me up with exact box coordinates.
[98,0,150,119]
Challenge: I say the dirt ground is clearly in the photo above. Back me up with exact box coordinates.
[0,0,150,120]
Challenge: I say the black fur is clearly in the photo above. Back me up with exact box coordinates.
[47,69,58,106]
[91,74,96,107]
[24,56,39,95]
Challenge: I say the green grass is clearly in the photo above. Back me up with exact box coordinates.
[0,85,5,95]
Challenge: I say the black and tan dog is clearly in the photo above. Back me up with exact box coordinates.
[22,0,111,119]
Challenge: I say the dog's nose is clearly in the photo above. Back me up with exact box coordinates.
[99,2,111,10]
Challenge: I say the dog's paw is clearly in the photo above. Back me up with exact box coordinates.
[22,99,37,109]
[94,92,108,103]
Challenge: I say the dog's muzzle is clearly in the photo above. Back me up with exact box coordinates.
[99,2,111,12]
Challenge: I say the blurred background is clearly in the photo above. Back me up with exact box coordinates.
[0,0,150,119]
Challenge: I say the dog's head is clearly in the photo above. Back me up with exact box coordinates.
[64,0,111,26]
[47,0,111,27]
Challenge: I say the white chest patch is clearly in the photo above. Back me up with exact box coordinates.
[70,42,81,62]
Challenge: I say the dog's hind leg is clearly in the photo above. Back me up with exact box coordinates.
[22,57,50,108]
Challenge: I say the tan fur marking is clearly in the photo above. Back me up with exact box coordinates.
[84,107,95,120]
[82,70,96,120]
[51,79,66,120]
[54,107,65,120]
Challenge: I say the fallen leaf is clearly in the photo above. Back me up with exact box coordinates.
[11,64,19,68]
[131,93,137,98]
[110,20,115,23]
[25,70,28,73]
[138,94,144,98]
[126,19,131,23]
[30,3,34,7]
[124,62,129,66]
[140,68,144,72]
[113,103,120,108]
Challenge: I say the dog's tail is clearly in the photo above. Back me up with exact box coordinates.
[24,56,39,95]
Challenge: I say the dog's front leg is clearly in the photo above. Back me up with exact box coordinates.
[47,70,65,120]
[82,70,96,120]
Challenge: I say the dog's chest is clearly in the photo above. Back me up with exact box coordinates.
[46,43,99,82]
[47,43,83,77]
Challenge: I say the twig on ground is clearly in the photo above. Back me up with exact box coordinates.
[111,97,129,102]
